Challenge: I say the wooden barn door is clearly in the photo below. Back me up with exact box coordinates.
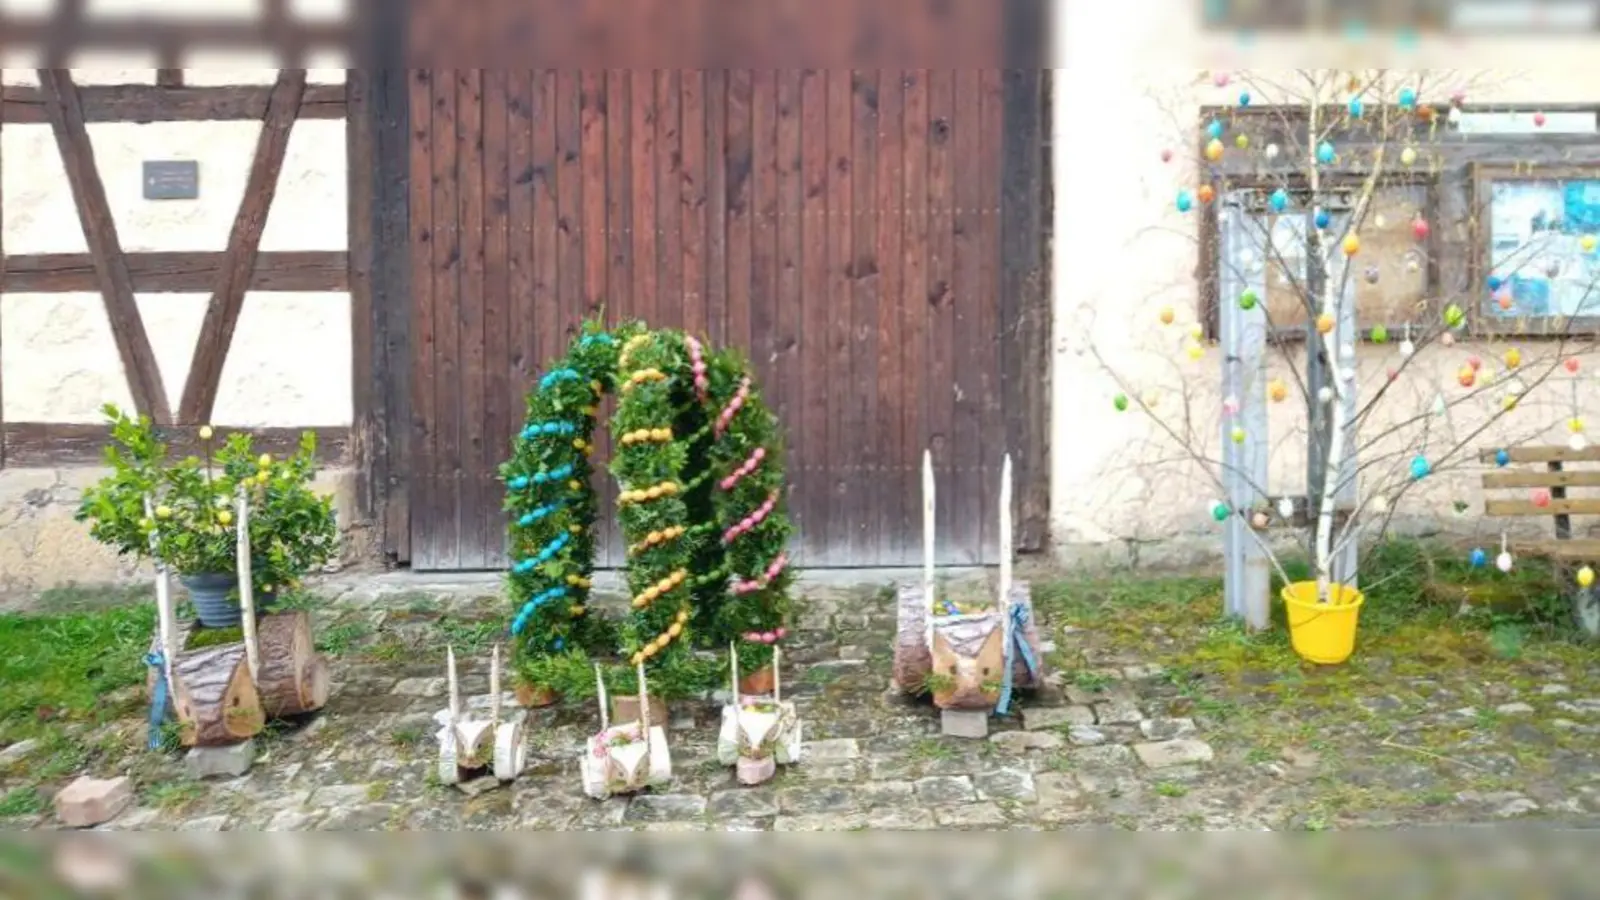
[402,66,1047,570]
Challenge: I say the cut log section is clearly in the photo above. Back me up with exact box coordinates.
[254,611,331,717]
[170,643,266,746]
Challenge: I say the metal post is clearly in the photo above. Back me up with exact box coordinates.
[1219,197,1271,629]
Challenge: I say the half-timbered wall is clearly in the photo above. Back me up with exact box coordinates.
[394,66,1050,571]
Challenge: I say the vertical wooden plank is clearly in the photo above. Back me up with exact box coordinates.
[998,67,1050,553]
[606,70,633,322]
[532,72,560,378]
[773,70,804,552]
[680,70,708,338]
[1218,198,1271,630]
[975,69,1004,564]
[656,70,683,330]
[580,70,608,322]
[347,70,377,521]
[825,70,855,566]
[727,69,756,373]
[456,69,486,569]
[798,69,831,566]
[901,70,930,568]
[850,69,879,568]
[508,70,536,427]
[946,70,983,566]
[705,69,729,348]
[556,71,584,345]
[411,71,447,568]
[377,67,413,563]
[875,71,906,565]
[925,70,956,565]
[630,70,658,327]
[483,70,512,566]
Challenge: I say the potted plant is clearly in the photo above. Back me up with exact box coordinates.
[76,405,337,628]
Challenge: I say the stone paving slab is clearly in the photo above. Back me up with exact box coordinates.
[2,575,1599,831]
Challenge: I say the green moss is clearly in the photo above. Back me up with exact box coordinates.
[185,625,243,650]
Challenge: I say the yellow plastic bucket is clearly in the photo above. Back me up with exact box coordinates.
[1281,581,1364,665]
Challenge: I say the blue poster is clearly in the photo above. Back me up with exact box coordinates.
[1564,181,1600,233]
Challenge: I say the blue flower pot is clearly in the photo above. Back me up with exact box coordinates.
[180,572,240,628]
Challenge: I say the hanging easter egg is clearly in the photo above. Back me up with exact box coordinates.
[1467,356,1482,371]
[1186,342,1204,361]
[1374,213,1387,229]
[1269,188,1289,212]
[1496,291,1514,311]
[1440,331,1456,346]
[1159,306,1175,325]
[1371,495,1390,514]
[1566,357,1581,374]
[1412,217,1430,241]
[1503,392,1520,412]
[1230,426,1246,444]
[1342,234,1360,256]
[1496,551,1514,573]
[1317,386,1334,404]
[1315,313,1335,334]
[1409,455,1431,479]
[1572,433,1589,451]
[1348,97,1364,118]
[1222,394,1240,415]
[1399,338,1416,359]
[1339,342,1355,361]
[1211,501,1231,522]
[1448,106,1461,124]
[1443,304,1465,328]
[1113,393,1129,411]
[1571,416,1586,434]
[1198,184,1216,204]
[1205,138,1225,161]
[1400,146,1417,166]
[1504,347,1521,368]
[1161,148,1173,163]
[1264,143,1280,160]
[1547,259,1563,278]
[1316,141,1336,165]
[1533,488,1552,508]
[1238,90,1251,107]
[1277,496,1295,519]
[1142,391,1159,408]
[1431,394,1448,417]
[1371,324,1389,344]
[1487,274,1503,292]
[1207,119,1223,140]
[1580,566,1596,589]
[1214,71,1231,88]
[1235,133,1249,150]
[1340,366,1356,382]
[1176,190,1193,212]
[1239,289,1259,310]
[1314,208,1331,230]
[1451,89,1467,107]
[1495,448,1511,467]
[1250,511,1269,529]
[1398,87,1417,110]
[1533,112,1546,127]
[1457,365,1476,388]
[1188,323,1203,339]
[1268,379,1288,402]
[1583,234,1598,253]
[1364,265,1380,284]
[1469,547,1487,568]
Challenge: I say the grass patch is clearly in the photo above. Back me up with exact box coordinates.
[315,621,372,655]
[185,625,244,651]
[0,786,46,817]
[0,603,155,744]
[145,780,205,813]
[435,616,502,655]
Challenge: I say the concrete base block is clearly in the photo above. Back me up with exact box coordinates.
[940,708,990,739]
[185,739,256,779]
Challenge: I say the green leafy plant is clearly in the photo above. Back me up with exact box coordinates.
[75,405,337,592]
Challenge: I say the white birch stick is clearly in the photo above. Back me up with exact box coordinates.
[234,488,261,681]
[144,495,178,695]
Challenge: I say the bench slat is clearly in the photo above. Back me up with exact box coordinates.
[1487,498,1600,516]
[1478,446,1600,464]
[1482,470,1600,489]
[1512,539,1600,561]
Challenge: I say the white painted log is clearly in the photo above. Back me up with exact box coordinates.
[234,488,261,683]
[998,454,1014,652]
[144,495,177,700]
[493,719,526,781]
[922,449,936,649]
[446,645,460,725]
[489,643,502,726]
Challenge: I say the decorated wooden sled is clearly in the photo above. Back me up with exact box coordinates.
[891,452,1046,713]
[143,490,331,749]
[717,643,801,785]
[580,662,672,799]
[435,643,528,784]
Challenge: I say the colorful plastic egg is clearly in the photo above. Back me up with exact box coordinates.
[1314,209,1331,230]
[1469,548,1487,568]
[1269,188,1288,212]
[1496,551,1514,573]
[1409,455,1431,479]
[1316,141,1336,164]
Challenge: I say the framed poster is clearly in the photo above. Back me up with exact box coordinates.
[1483,175,1600,323]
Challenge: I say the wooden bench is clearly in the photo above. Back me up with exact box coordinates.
[1479,445,1600,636]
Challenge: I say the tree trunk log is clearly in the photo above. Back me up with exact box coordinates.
[170,643,265,746]
[253,611,330,716]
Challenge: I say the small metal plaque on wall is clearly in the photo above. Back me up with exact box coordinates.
[142,160,200,200]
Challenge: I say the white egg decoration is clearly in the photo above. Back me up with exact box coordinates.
[1399,339,1416,358]
[1496,551,1514,573]
[1340,366,1357,382]
[1370,495,1389,514]
[1339,342,1356,361]
[1374,213,1388,229]
[1571,433,1589,451]
[1277,496,1295,519]
[1265,143,1280,160]
[1317,386,1334,404]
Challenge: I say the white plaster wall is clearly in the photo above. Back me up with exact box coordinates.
[1050,7,1600,560]
[0,67,351,428]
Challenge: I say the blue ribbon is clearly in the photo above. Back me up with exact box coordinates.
[995,603,1040,717]
[144,650,171,749]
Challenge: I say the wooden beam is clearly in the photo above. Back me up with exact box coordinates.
[0,15,349,50]
[1,251,347,293]
[1511,538,1600,561]
[1483,469,1600,489]
[178,69,308,425]
[348,70,377,523]
[371,63,414,564]
[1487,498,1600,517]
[156,69,184,88]
[3,84,347,124]
[1,423,349,467]
[37,69,172,424]
[1479,446,1600,464]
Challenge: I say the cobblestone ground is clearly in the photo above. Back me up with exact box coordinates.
[6,573,1600,831]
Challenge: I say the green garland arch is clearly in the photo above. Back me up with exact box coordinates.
[500,319,793,700]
